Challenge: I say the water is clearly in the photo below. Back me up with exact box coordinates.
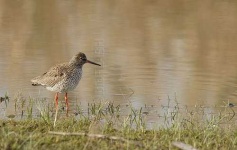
[1,1,237,119]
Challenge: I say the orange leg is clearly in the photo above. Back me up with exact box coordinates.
[55,92,59,110]
[54,92,59,127]
[65,92,69,116]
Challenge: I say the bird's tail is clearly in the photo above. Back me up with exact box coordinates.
[31,83,40,86]
[31,78,41,86]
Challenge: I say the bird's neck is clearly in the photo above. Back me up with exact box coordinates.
[69,62,83,68]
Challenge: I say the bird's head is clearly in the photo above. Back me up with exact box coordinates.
[70,52,101,66]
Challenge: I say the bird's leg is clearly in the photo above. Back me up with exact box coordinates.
[65,92,69,117]
[53,92,59,127]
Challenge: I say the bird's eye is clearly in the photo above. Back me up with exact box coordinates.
[80,57,86,61]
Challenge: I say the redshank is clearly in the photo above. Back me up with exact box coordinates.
[31,52,101,125]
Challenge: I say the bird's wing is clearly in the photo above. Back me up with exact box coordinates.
[31,63,69,87]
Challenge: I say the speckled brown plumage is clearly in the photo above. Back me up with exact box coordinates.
[31,62,82,93]
[31,52,100,92]
[31,52,101,125]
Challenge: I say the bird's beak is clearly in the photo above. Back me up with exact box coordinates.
[86,60,101,66]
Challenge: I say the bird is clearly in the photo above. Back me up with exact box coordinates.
[31,52,101,126]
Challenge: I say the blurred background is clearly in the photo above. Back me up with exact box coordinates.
[1,0,237,115]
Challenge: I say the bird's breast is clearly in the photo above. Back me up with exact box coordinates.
[47,68,83,93]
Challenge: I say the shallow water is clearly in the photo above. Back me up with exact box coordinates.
[1,1,237,118]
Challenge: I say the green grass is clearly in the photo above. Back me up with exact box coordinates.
[0,94,237,149]
[0,118,236,149]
